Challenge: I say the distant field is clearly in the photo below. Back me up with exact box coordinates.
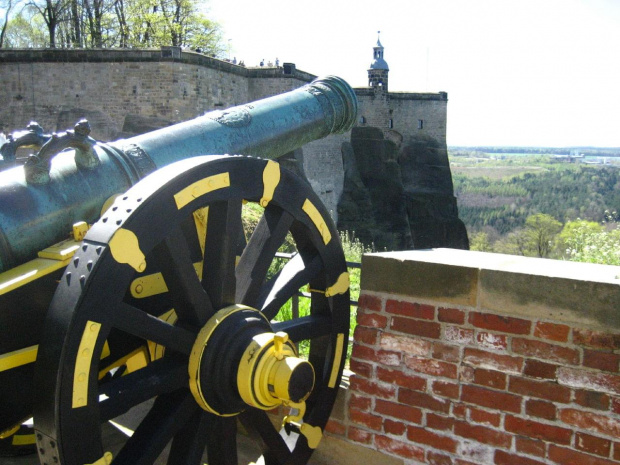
[449,164,547,180]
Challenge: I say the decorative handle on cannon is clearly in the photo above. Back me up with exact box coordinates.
[0,122,51,168]
[24,119,99,185]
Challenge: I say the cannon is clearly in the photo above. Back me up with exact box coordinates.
[0,76,357,464]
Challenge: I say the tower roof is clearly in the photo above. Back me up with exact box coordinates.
[370,32,389,71]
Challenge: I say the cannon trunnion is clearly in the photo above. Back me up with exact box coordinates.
[0,77,357,464]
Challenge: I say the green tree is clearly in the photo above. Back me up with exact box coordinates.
[3,8,47,46]
[524,213,562,258]
[469,231,492,252]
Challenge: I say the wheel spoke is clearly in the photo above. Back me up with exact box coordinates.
[240,408,291,464]
[99,357,187,421]
[272,315,332,343]
[167,409,209,465]
[113,302,195,355]
[154,227,213,326]
[204,415,238,465]
[260,254,323,320]
[236,205,294,307]
[202,199,243,309]
[112,390,198,465]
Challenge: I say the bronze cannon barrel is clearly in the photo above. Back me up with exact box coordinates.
[0,76,357,273]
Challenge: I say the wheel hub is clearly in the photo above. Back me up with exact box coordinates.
[188,305,315,416]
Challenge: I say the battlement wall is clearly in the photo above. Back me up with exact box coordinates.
[321,249,620,464]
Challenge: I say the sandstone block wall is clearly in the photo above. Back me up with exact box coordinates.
[324,249,620,465]
[356,89,448,145]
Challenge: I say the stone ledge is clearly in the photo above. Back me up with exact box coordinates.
[362,248,620,331]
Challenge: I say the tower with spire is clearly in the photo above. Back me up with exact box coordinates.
[368,31,389,91]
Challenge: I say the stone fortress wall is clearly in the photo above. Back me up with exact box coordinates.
[0,47,465,248]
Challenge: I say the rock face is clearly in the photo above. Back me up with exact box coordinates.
[338,127,469,251]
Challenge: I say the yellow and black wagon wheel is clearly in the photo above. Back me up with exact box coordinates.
[34,155,350,465]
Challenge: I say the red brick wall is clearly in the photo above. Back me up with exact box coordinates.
[327,291,620,465]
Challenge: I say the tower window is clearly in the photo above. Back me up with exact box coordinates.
[418,119,424,129]
[389,119,393,129]
[360,116,366,124]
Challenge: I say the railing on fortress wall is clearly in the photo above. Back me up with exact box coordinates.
[274,251,361,319]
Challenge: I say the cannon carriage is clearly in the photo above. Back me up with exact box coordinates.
[0,76,358,464]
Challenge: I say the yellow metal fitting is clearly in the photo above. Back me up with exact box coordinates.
[72,221,89,241]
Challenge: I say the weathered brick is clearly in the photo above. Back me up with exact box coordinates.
[427,451,453,465]
[576,432,612,457]
[614,442,620,461]
[549,444,618,465]
[560,408,620,437]
[433,342,461,363]
[380,333,431,355]
[584,349,620,372]
[453,403,467,419]
[508,376,571,403]
[350,343,376,362]
[356,311,388,329]
[444,325,475,345]
[347,426,372,444]
[383,418,406,436]
[353,326,379,346]
[375,349,402,366]
[357,294,382,312]
[523,359,558,380]
[515,436,546,457]
[494,450,546,465]
[573,328,620,351]
[399,388,451,413]
[468,406,501,427]
[349,376,396,399]
[375,434,425,461]
[349,408,383,431]
[469,312,531,335]
[349,359,373,378]
[472,367,507,390]
[426,413,455,431]
[512,337,580,365]
[325,419,346,436]
[348,393,371,411]
[463,347,523,374]
[391,316,441,339]
[525,399,557,420]
[386,299,435,319]
[558,367,620,396]
[376,366,426,390]
[438,307,465,324]
[432,380,460,399]
[476,331,507,350]
[407,426,458,453]
[375,399,423,424]
[461,384,522,413]
[454,420,511,447]
[575,390,610,411]
[505,415,572,444]
[534,321,570,342]
[405,356,458,379]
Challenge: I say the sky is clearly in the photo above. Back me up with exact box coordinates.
[207,0,620,148]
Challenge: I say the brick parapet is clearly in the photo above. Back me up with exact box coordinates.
[326,249,620,464]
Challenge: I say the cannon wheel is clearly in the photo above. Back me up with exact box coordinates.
[34,155,350,465]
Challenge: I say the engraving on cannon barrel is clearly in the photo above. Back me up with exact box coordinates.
[209,107,252,128]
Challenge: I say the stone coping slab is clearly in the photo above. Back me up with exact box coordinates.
[362,248,620,331]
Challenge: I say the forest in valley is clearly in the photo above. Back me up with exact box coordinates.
[449,150,620,264]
